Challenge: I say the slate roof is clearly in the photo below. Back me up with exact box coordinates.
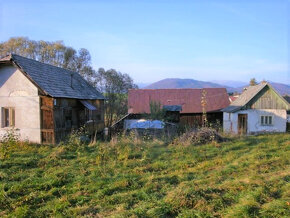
[128,88,230,114]
[222,82,289,112]
[0,54,104,99]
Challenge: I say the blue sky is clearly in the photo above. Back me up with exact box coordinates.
[0,0,289,84]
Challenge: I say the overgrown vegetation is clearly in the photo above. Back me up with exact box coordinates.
[0,133,289,217]
[173,127,224,146]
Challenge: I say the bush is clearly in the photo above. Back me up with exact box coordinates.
[173,127,224,146]
[0,128,20,159]
[62,126,90,150]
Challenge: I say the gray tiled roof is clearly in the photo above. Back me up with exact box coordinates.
[222,82,268,112]
[1,54,104,100]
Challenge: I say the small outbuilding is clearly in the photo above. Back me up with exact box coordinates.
[222,82,289,134]
[0,54,105,144]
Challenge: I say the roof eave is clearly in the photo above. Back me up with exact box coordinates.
[10,58,49,96]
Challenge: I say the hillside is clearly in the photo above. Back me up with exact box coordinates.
[211,80,248,88]
[0,134,289,217]
[145,78,230,89]
[145,78,290,95]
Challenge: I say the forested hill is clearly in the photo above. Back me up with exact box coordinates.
[145,78,290,95]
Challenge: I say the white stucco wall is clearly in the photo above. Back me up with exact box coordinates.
[223,109,287,134]
[0,65,41,143]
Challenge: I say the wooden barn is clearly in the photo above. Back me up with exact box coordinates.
[0,54,105,144]
[127,88,230,128]
[222,82,289,134]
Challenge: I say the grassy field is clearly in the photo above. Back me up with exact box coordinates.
[0,133,289,217]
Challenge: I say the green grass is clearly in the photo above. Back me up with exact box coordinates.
[0,134,289,217]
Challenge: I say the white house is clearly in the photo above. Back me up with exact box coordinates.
[0,54,104,144]
[222,82,289,134]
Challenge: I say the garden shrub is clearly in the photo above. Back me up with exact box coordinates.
[0,128,20,159]
[173,127,224,146]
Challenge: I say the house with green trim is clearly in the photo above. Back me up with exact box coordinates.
[222,82,289,134]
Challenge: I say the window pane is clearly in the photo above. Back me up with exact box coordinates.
[265,116,268,125]
[261,116,264,125]
[4,108,9,127]
[268,116,272,125]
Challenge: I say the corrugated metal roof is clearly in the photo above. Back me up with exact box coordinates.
[128,88,230,114]
[0,54,104,100]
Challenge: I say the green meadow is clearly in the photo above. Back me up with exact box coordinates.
[0,134,289,217]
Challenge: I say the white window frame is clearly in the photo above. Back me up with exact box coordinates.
[260,115,273,126]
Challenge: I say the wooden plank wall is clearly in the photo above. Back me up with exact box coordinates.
[40,96,55,144]
[180,112,223,128]
[53,98,105,143]
[41,97,104,144]
[250,87,289,110]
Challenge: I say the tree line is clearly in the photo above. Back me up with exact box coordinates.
[0,37,137,127]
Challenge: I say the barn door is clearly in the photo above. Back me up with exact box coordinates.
[238,114,247,135]
[40,97,55,144]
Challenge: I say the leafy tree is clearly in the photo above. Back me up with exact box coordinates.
[0,37,138,127]
[146,101,166,120]
[0,37,94,79]
[249,78,258,86]
[93,68,138,127]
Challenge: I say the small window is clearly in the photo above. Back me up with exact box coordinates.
[2,107,15,127]
[85,108,95,121]
[261,115,273,126]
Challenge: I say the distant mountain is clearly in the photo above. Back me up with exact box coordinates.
[265,82,290,96]
[230,82,290,95]
[211,80,248,88]
[144,78,230,89]
[136,83,150,88]
[144,78,290,95]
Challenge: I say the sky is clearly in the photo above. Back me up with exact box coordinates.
[0,0,289,85]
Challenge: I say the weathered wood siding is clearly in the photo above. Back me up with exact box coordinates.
[40,96,55,144]
[249,86,289,110]
[180,112,223,128]
[53,98,104,143]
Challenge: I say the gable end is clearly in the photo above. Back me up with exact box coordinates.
[247,85,289,110]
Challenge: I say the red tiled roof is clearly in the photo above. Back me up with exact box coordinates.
[128,88,230,114]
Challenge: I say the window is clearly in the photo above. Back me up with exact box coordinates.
[261,115,273,126]
[2,107,15,127]
[85,108,96,121]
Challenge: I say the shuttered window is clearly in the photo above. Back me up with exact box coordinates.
[1,107,15,127]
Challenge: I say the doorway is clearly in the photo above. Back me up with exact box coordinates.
[238,114,247,135]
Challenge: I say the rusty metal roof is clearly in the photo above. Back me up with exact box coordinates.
[128,88,230,114]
